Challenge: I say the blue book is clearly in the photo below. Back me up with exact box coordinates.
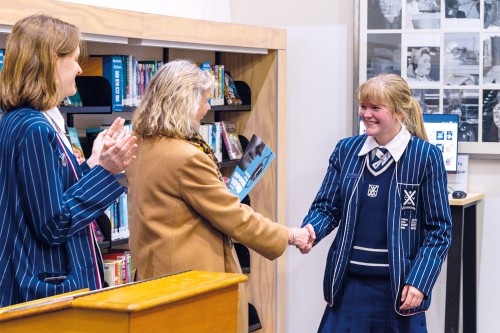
[227,134,274,201]
[82,56,124,111]
[0,49,4,72]
[102,56,124,111]
[119,191,129,239]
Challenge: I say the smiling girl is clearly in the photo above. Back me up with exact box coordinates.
[301,74,451,332]
[0,14,137,307]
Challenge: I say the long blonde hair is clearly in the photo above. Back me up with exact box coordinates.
[0,14,85,112]
[356,74,428,141]
[132,59,215,139]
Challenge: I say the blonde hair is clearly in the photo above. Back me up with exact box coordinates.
[132,59,215,139]
[0,14,85,112]
[356,74,428,141]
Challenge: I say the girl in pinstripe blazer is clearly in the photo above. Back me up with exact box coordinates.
[0,14,137,307]
[302,74,452,332]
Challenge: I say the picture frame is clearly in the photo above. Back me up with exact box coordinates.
[356,0,500,157]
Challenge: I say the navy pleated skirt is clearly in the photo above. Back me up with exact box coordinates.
[318,273,427,333]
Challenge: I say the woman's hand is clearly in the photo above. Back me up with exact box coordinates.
[400,284,424,310]
[288,224,316,254]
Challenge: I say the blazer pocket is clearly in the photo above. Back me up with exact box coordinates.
[399,183,419,216]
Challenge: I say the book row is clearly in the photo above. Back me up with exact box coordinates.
[103,251,133,286]
[102,191,130,242]
[77,55,163,111]
[199,121,244,162]
[68,55,242,111]
[200,62,225,106]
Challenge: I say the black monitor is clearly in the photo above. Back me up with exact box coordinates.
[358,113,459,172]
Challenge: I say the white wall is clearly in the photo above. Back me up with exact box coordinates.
[283,25,349,333]
[477,197,500,333]
[469,159,500,333]
[229,0,344,26]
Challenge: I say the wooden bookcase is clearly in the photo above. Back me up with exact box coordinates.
[0,1,287,332]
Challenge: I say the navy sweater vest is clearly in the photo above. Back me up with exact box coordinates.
[349,156,395,277]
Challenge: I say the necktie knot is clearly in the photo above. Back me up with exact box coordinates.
[370,147,390,170]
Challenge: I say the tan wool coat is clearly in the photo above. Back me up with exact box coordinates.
[126,136,289,281]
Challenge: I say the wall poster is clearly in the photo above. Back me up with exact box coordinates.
[358,0,500,156]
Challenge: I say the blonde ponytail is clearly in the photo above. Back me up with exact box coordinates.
[407,97,428,141]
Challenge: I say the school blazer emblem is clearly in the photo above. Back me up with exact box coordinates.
[403,189,416,206]
[367,184,379,197]
[401,190,417,210]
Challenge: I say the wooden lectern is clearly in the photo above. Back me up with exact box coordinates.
[0,270,247,333]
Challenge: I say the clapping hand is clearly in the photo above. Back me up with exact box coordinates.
[87,117,138,174]
[289,224,316,254]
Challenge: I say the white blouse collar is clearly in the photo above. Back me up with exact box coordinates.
[358,125,412,162]
[42,106,72,150]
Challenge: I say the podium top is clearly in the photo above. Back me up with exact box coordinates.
[0,270,247,322]
[73,270,247,311]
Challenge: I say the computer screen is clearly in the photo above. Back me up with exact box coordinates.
[422,113,459,172]
[358,113,459,172]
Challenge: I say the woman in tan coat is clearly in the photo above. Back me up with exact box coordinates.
[126,59,314,332]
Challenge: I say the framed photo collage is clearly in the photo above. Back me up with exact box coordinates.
[358,0,500,156]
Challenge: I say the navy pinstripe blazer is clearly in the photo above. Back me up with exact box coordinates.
[0,108,124,307]
[302,134,452,315]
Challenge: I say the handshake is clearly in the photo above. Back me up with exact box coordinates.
[288,224,316,254]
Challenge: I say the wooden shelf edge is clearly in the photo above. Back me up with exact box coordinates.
[60,106,112,114]
[211,105,251,112]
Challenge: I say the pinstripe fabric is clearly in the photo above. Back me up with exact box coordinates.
[0,108,124,307]
[302,134,452,315]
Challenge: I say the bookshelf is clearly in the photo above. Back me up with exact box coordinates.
[0,1,286,332]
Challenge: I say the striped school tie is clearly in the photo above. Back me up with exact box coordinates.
[370,147,390,171]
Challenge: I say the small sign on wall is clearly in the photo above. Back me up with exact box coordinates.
[447,154,469,193]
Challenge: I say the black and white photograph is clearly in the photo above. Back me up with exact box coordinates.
[367,0,402,29]
[406,0,440,29]
[443,33,480,85]
[360,0,500,152]
[366,33,401,79]
[406,46,440,82]
[443,89,479,142]
[482,89,500,141]
[483,34,500,84]
[444,0,480,19]
[412,89,440,113]
[484,0,500,29]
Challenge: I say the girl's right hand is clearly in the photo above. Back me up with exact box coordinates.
[87,117,126,168]
[98,131,138,174]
